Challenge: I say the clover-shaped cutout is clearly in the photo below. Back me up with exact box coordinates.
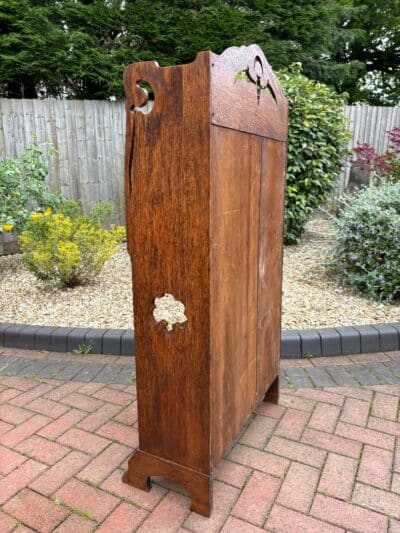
[152,293,188,332]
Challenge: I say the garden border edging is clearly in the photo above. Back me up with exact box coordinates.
[0,322,399,358]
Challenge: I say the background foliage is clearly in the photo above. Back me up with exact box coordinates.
[0,0,398,104]
[352,126,400,184]
[278,64,350,244]
[20,201,125,287]
[333,0,400,105]
[334,182,400,302]
[0,142,62,233]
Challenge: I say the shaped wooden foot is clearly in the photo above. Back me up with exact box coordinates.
[264,375,279,404]
[122,449,212,517]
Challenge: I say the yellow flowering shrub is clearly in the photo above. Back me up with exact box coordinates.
[20,201,125,287]
[30,213,43,220]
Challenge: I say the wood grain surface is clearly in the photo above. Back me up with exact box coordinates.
[256,138,287,402]
[210,126,260,465]
[123,44,288,516]
[124,52,212,474]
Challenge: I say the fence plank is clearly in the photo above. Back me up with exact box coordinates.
[0,99,399,222]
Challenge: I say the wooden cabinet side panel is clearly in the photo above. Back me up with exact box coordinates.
[256,138,287,400]
[210,126,261,465]
[125,54,212,473]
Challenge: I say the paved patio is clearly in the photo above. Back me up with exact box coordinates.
[0,348,399,532]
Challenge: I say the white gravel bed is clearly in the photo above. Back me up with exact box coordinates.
[0,249,134,330]
[0,215,399,330]
[282,215,399,329]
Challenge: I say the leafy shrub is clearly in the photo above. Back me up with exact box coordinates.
[277,64,350,244]
[0,142,63,233]
[334,181,400,302]
[352,127,400,184]
[20,201,125,287]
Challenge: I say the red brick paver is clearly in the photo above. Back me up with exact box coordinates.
[38,409,86,439]
[340,397,370,426]
[266,503,345,533]
[29,451,91,496]
[0,459,46,504]
[96,502,147,532]
[26,398,70,419]
[0,404,34,424]
[239,414,276,448]
[318,452,358,500]
[57,427,110,454]
[231,470,280,525]
[16,435,70,465]
[371,391,399,420]
[2,489,69,532]
[0,445,27,475]
[101,469,167,510]
[96,420,139,447]
[214,459,251,489]
[184,481,239,532]
[54,514,96,532]
[9,384,54,407]
[352,483,400,520]
[308,402,341,432]
[137,491,190,532]
[60,392,104,412]
[77,442,132,485]
[221,516,264,532]
[276,461,319,513]
[228,443,289,477]
[336,420,395,450]
[302,427,362,458]
[1,358,400,532]
[0,510,18,532]
[357,444,393,489]
[77,403,122,431]
[368,416,400,437]
[55,478,119,522]
[311,493,388,532]
[274,408,310,440]
[266,435,326,467]
[0,414,51,447]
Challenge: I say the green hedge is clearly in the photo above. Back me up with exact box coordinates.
[278,64,350,244]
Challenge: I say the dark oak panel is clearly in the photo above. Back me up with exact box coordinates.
[124,53,211,474]
[256,138,287,401]
[210,126,260,464]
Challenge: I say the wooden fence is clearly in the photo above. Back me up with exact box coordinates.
[1,99,399,223]
[0,99,126,224]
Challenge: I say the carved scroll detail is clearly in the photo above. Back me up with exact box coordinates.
[217,44,283,103]
[123,62,160,206]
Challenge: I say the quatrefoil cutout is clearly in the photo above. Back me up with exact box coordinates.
[152,293,188,332]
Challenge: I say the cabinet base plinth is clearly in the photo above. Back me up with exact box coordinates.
[264,375,280,405]
[122,449,212,517]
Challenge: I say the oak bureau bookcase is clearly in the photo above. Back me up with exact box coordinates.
[122,44,288,517]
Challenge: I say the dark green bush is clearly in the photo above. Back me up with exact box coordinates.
[277,64,350,244]
[334,182,400,302]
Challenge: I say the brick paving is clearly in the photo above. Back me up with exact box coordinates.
[0,349,399,531]
[1,348,400,389]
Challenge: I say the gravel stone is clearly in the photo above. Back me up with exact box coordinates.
[1,215,399,330]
